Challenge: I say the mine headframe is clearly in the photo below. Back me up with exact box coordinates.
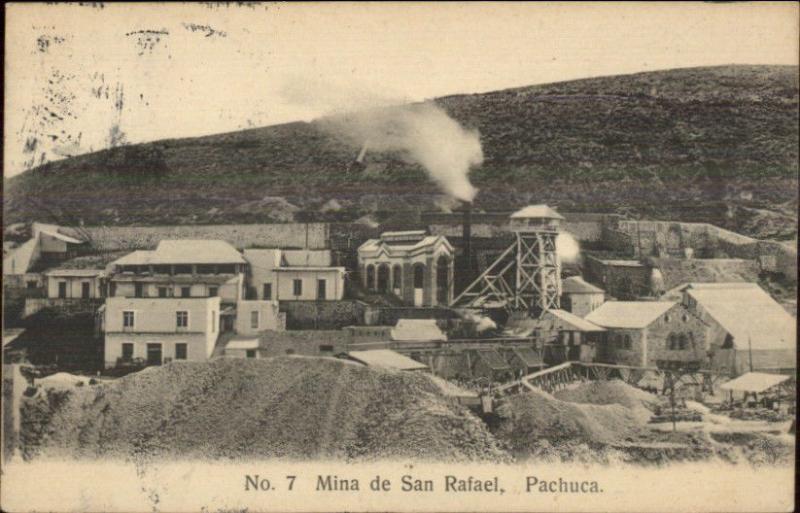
[450,205,563,317]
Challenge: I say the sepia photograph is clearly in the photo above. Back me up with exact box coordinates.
[2,2,797,512]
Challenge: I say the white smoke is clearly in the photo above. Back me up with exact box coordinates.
[465,312,497,333]
[280,78,483,202]
[556,232,581,263]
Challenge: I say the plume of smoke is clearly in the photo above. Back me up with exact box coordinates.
[280,77,483,202]
[556,232,581,263]
[322,103,483,202]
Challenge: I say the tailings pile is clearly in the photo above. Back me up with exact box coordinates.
[19,357,508,462]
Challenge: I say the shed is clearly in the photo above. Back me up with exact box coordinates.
[391,319,447,342]
[347,349,428,371]
[720,372,791,394]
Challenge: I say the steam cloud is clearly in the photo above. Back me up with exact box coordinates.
[323,104,483,202]
[281,78,483,202]
[556,232,581,263]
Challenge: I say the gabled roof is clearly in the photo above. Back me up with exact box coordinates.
[359,234,453,259]
[685,283,796,352]
[562,276,604,294]
[391,319,447,342]
[154,240,246,264]
[282,249,332,267]
[546,309,606,332]
[347,350,428,371]
[510,205,565,220]
[584,301,676,329]
[111,240,246,266]
[38,228,84,245]
[720,372,791,393]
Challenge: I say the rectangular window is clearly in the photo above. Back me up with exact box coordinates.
[174,265,192,275]
[176,311,189,328]
[123,310,135,328]
[181,286,191,298]
[81,282,91,299]
[58,281,67,298]
[250,310,260,330]
[109,283,117,297]
[293,279,303,296]
[122,343,134,360]
[263,283,272,300]
[319,344,334,354]
[158,287,168,298]
[317,279,327,300]
[175,343,187,360]
[208,286,218,297]
[134,283,144,298]
[246,349,256,359]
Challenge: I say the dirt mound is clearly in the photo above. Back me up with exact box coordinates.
[19,357,508,462]
[554,380,663,423]
[494,388,645,458]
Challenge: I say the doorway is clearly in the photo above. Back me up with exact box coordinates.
[146,343,163,366]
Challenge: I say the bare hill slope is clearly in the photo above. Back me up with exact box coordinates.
[5,65,798,237]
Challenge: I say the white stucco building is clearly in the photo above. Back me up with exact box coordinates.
[104,296,221,368]
[242,249,345,301]
[357,231,454,306]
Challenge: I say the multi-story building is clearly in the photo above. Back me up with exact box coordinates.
[106,240,247,304]
[104,240,284,367]
[242,248,345,301]
[104,296,221,367]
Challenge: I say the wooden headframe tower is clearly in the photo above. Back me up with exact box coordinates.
[451,205,563,316]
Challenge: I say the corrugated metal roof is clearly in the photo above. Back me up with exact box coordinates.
[226,339,260,350]
[720,372,791,393]
[39,229,84,245]
[585,301,676,329]
[348,350,428,370]
[562,276,604,294]
[45,269,106,277]
[476,349,511,371]
[391,319,447,342]
[547,309,606,332]
[687,283,796,352]
[358,234,453,257]
[512,347,545,367]
[510,205,565,220]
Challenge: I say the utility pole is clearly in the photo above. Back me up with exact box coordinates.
[748,332,754,372]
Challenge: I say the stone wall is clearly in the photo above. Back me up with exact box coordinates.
[279,300,367,330]
[70,223,330,251]
[24,298,104,318]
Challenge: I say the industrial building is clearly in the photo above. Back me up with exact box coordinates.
[358,231,454,307]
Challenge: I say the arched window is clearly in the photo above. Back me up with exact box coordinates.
[413,263,425,289]
[668,333,677,350]
[392,264,402,291]
[436,256,450,305]
[366,264,375,290]
[377,264,390,293]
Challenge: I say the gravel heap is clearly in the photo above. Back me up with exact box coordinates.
[554,379,664,423]
[20,357,509,462]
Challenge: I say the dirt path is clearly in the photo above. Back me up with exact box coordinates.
[316,361,350,458]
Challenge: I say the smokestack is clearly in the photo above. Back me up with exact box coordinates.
[461,201,473,291]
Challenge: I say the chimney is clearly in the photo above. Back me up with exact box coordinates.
[460,202,473,291]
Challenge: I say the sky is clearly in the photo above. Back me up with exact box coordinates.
[4,2,798,177]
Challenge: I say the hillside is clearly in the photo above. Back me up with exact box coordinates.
[4,65,798,238]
